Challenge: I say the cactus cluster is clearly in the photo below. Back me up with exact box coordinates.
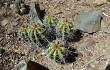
[18,16,77,63]
[18,23,49,47]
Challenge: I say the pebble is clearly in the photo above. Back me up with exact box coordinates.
[1,19,9,26]
[94,0,107,5]
[103,28,110,33]
[10,4,15,9]
[0,38,3,41]
[12,60,27,70]
[79,39,95,51]
[105,47,110,55]
[101,20,110,33]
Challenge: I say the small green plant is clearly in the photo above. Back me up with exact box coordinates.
[44,16,56,27]
[18,24,28,40]
[28,23,45,41]
[15,0,28,15]
[47,39,68,63]
[28,23,49,47]
[57,19,73,34]
[44,16,57,41]
[56,19,73,40]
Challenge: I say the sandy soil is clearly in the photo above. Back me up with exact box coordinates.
[1,0,110,70]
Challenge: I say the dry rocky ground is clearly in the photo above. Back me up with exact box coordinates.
[1,0,110,70]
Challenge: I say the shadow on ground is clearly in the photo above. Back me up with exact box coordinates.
[65,30,82,42]
[66,48,78,63]
[106,65,110,70]
[27,60,49,70]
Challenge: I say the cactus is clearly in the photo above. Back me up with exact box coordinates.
[28,23,44,40]
[18,24,29,40]
[44,16,57,41]
[56,19,75,41]
[47,39,68,63]
[44,16,56,27]
[28,23,49,47]
[57,19,73,34]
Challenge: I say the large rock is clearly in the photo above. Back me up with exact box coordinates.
[30,2,42,24]
[77,10,102,33]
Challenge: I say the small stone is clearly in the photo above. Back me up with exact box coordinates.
[79,39,95,51]
[101,20,110,33]
[10,4,15,9]
[13,22,18,26]
[103,27,110,33]
[105,47,110,55]
[94,0,107,5]
[12,60,27,70]
[77,10,102,33]
[0,38,3,41]
[41,52,45,55]
[1,19,9,26]
[101,19,108,28]
[0,10,3,15]
[4,2,8,7]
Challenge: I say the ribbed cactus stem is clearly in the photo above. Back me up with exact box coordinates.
[18,24,28,40]
[47,39,68,63]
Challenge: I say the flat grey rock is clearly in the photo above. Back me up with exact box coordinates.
[30,2,42,24]
[77,10,102,33]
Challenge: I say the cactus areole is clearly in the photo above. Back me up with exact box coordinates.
[21,24,28,29]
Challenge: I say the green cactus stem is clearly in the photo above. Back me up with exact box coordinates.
[44,16,56,27]
[28,23,43,40]
[28,23,49,47]
[18,24,29,40]
[44,16,57,41]
[57,19,73,40]
[47,39,68,63]
[57,19,73,34]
